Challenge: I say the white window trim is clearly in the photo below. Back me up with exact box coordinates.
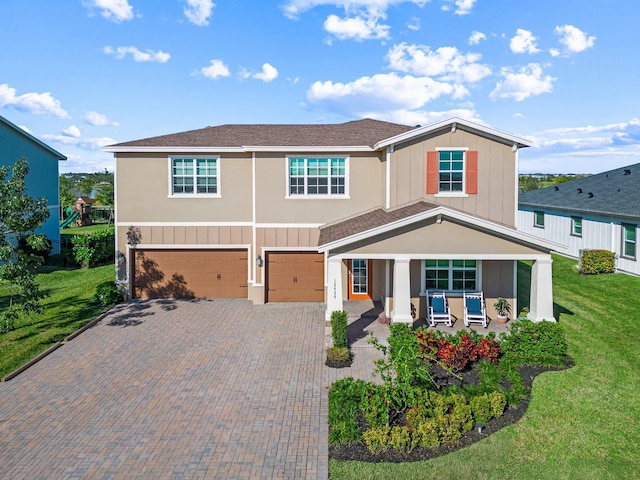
[420,259,483,295]
[285,155,350,199]
[571,216,582,237]
[435,147,468,196]
[534,211,545,228]
[167,155,222,198]
[621,223,637,260]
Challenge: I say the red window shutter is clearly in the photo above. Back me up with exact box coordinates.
[466,151,478,194]
[426,151,438,194]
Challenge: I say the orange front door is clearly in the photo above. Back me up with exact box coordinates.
[348,259,372,300]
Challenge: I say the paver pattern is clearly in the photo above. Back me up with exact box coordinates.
[0,299,334,479]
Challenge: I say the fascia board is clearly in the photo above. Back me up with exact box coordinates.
[104,145,373,154]
[319,206,565,253]
[374,117,533,150]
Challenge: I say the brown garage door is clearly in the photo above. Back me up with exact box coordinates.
[133,249,248,299]
[266,252,324,302]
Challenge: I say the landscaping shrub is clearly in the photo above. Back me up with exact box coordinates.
[68,228,115,268]
[470,394,492,424]
[330,310,348,348]
[499,320,568,366]
[580,249,616,274]
[328,377,366,445]
[360,383,389,428]
[93,281,124,306]
[327,346,350,363]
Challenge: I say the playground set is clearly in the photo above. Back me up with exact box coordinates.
[60,196,113,229]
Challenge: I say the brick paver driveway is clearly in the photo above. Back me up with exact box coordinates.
[0,299,336,479]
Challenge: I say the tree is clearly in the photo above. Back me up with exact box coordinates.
[0,158,50,332]
[519,175,541,193]
[77,176,95,197]
[95,182,114,206]
[59,175,76,210]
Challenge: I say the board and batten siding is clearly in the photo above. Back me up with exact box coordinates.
[518,208,640,276]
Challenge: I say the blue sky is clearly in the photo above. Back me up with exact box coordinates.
[1,0,638,174]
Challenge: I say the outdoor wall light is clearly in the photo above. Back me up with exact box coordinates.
[256,255,264,267]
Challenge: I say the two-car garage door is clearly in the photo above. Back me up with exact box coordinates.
[132,248,325,302]
[132,249,248,299]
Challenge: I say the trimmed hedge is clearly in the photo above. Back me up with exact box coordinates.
[65,228,115,268]
[580,249,616,274]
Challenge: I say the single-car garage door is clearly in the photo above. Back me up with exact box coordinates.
[266,252,324,302]
[132,249,248,299]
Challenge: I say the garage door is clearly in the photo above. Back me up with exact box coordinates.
[133,249,248,299]
[266,252,324,302]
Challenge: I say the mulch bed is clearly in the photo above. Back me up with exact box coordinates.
[329,357,573,463]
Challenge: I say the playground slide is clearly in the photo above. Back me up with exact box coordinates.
[60,211,80,229]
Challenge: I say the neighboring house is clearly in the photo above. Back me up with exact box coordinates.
[0,115,66,253]
[105,117,560,322]
[518,163,640,276]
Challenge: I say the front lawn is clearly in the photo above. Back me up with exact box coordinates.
[0,264,114,379]
[329,254,640,479]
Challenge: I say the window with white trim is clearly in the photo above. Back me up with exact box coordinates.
[534,211,545,228]
[171,157,218,195]
[424,260,478,292]
[622,223,636,259]
[438,150,465,192]
[571,217,582,237]
[288,157,347,196]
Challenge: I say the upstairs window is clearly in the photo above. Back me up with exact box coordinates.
[571,217,582,237]
[424,260,478,292]
[288,157,347,197]
[622,224,636,260]
[171,157,219,196]
[426,149,477,195]
[534,211,545,228]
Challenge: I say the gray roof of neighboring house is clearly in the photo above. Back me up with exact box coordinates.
[109,119,416,149]
[519,163,640,220]
[319,201,438,245]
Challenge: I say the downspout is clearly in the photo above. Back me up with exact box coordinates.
[385,146,392,209]
[252,151,257,285]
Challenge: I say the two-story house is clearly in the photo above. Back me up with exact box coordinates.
[105,117,559,323]
[1,115,66,253]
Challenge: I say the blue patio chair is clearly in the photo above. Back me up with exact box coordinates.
[464,292,487,328]
[429,292,452,327]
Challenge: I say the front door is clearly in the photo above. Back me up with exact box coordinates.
[348,259,372,300]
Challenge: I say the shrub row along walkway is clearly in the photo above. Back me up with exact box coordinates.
[0,299,366,479]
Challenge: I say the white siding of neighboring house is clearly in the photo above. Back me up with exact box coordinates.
[518,208,640,276]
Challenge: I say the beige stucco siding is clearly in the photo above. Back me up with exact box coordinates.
[254,152,384,224]
[389,129,516,226]
[336,219,544,257]
[116,153,252,223]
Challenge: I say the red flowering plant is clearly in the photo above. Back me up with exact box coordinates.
[475,337,501,363]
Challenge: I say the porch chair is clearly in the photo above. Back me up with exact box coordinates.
[428,292,452,327]
[464,292,487,328]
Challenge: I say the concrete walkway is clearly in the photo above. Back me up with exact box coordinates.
[0,299,341,479]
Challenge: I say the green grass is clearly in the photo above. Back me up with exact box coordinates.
[60,223,112,235]
[330,255,640,479]
[0,264,114,378]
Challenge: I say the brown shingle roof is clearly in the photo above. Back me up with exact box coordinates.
[110,119,415,149]
[319,201,439,246]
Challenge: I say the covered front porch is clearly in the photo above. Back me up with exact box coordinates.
[318,202,560,325]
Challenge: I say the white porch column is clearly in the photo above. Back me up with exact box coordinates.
[391,258,413,324]
[529,256,556,322]
[325,257,343,321]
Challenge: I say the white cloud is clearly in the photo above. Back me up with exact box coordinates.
[549,48,560,57]
[307,72,456,116]
[63,125,82,138]
[407,16,420,31]
[509,29,540,54]
[104,46,170,63]
[0,83,69,118]
[324,12,390,40]
[441,0,476,15]
[490,63,555,101]
[468,31,486,45]
[83,0,134,22]
[183,0,215,26]
[198,59,230,79]
[253,63,279,82]
[42,133,116,150]
[387,43,491,83]
[555,25,596,53]
[281,0,428,19]
[85,111,119,126]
